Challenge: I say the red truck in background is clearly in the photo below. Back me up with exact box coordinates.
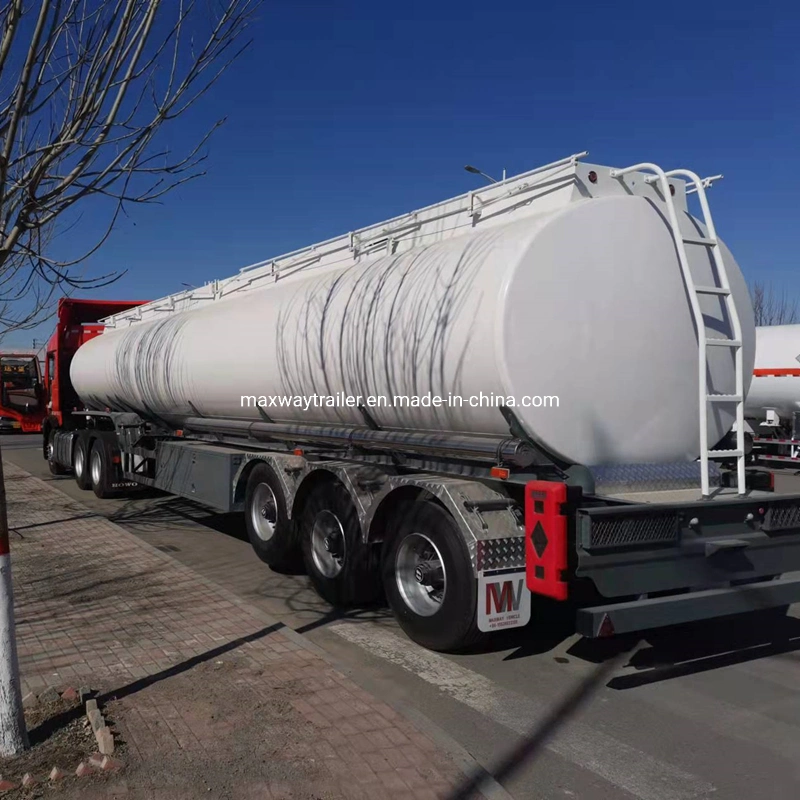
[41,298,147,468]
[0,351,46,433]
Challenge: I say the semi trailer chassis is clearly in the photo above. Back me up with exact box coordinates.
[44,410,800,652]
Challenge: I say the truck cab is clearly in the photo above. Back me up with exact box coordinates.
[42,298,147,465]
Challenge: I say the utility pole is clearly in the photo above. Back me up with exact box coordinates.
[0,456,28,755]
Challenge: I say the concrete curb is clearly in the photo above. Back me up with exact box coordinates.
[9,463,514,800]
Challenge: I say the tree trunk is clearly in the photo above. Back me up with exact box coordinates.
[0,451,28,755]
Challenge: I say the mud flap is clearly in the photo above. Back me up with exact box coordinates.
[477,571,531,633]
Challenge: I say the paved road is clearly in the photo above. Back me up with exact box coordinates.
[5,433,800,800]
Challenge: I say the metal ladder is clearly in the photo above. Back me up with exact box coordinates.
[609,163,746,497]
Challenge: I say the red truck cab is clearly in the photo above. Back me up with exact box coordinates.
[43,298,147,434]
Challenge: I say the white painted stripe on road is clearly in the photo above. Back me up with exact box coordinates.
[331,623,714,800]
[631,675,800,764]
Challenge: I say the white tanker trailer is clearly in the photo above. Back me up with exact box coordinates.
[68,169,752,468]
[42,153,800,651]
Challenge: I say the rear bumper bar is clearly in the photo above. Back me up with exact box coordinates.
[576,575,800,638]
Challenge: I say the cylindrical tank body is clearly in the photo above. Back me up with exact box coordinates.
[71,194,755,466]
[745,324,800,420]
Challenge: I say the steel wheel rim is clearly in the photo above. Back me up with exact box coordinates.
[47,442,54,461]
[74,448,84,477]
[311,510,346,578]
[90,450,102,485]
[250,482,278,542]
[395,532,447,617]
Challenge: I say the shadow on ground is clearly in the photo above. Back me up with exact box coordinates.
[490,605,800,688]
[109,494,243,538]
[26,622,285,745]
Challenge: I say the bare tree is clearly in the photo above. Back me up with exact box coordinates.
[0,0,258,755]
[0,0,258,334]
[749,280,799,327]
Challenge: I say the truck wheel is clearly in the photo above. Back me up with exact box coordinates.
[73,434,92,490]
[47,432,69,476]
[90,438,116,499]
[300,481,380,606]
[244,463,299,571]
[383,500,482,652]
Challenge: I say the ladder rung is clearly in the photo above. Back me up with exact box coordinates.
[707,449,744,458]
[683,237,718,246]
[706,338,741,347]
[695,285,730,296]
[707,394,743,402]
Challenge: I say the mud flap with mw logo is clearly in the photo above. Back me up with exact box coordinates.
[477,571,531,632]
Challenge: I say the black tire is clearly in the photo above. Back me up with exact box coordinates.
[89,437,116,499]
[244,463,300,571]
[300,480,381,606]
[73,433,92,490]
[46,430,69,475]
[382,500,482,652]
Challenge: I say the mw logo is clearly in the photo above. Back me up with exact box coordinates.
[485,578,525,614]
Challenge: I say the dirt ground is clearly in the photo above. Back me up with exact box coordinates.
[1,659,345,800]
[0,695,119,796]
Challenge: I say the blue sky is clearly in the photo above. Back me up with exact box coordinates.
[10,0,800,349]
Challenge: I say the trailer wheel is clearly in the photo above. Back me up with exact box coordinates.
[73,433,92,490]
[244,463,299,571]
[383,500,482,652]
[47,432,69,476]
[300,480,380,606]
[90,438,116,499]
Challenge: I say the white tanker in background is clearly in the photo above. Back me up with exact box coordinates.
[746,324,800,427]
[744,324,800,464]
[41,153,800,652]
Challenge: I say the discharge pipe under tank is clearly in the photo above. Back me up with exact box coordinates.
[182,417,541,468]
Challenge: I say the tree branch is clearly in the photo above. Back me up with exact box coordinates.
[0,0,259,336]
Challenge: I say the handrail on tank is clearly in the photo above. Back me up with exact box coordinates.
[99,151,590,327]
[234,150,589,275]
[686,174,723,195]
